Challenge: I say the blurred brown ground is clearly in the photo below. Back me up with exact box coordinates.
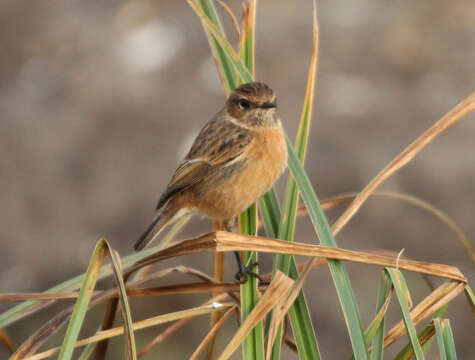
[0,0,474,358]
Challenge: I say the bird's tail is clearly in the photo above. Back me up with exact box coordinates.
[134,210,179,251]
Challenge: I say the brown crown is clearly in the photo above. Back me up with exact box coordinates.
[231,82,276,105]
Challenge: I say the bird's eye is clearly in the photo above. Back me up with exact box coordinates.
[238,99,250,109]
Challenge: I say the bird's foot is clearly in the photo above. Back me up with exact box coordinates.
[234,262,268,284]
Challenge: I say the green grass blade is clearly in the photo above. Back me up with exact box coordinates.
[58,239,108,360]
[285,136,368,359]
[464,285,475,315]
[287,261,321,360]
[441,319,458,360]
[434,318,447,360]
[198,0,236,93]
[393,304,448,360]
[271,2,321,359]
[240,205,265,360]
[393,325,434,360]
[370,271,392,360]
[188,0,253,84]
[350,271,392,360]
[258,191,281,238]
[386,268,424,360]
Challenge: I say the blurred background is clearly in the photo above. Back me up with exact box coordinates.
[1,0,474,358]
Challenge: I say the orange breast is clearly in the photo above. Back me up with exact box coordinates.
[194,126,288,220]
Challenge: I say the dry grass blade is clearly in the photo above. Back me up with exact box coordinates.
[136,231,466,282]
[312,190,475,264]
[0,292,81,302]
[130,232,466,282]
[0,329,16,354]
[266,259,314,359]
[137,293,230,358]
[126,232,217,274]
[0,268,247,303]
[216,0,240,42]
[332,92,475,237]
[213,232,466,282]
[23,303,233,360]
[190,305,238,360]
[384,281,466,348]
[209,221,226,360]
[217,272,294,360]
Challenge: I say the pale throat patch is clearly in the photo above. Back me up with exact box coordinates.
[225,111,281,129]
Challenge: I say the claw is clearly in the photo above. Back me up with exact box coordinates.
[234,262,266,284]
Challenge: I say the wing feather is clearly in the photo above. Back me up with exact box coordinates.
[156,113,253,210]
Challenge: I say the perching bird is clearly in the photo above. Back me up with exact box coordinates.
[134,82,288,281]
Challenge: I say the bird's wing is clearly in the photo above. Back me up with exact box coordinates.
[156,114,253,210]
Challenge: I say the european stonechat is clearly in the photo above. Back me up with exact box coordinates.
[134,82,287,280]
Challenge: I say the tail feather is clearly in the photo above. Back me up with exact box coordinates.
[134,213,171,251]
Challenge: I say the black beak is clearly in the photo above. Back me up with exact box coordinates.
[260,101,276,109]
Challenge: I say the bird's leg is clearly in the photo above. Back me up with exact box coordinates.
[222,218,265,284]
[233,251,265,284]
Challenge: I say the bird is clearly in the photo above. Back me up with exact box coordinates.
[134,81,288,282]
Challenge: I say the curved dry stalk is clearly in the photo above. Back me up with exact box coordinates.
[331,92,475,237]
[303,190,474,264]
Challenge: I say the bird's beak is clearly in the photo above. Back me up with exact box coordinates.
[260,101,276,109]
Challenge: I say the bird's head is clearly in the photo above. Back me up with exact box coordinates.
[225,82,279,128]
